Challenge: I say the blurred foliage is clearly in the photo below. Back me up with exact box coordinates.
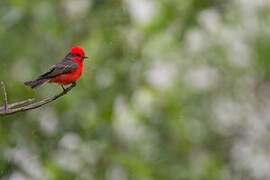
[1,0,270,180]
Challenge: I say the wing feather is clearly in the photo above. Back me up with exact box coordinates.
[38,54,78,79]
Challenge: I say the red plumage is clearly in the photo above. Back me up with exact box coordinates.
[24,46,87,89]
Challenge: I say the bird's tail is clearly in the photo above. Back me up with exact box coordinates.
[24,79,49,89]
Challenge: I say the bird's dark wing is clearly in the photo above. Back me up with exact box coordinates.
[38,54,78,79]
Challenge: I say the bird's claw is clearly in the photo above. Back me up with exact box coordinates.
[61,85,67,92]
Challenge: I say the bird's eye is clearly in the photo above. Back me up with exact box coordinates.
[75,53,81,57]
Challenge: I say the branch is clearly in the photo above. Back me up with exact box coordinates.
[1,81,8,112]
[0,82,76,116]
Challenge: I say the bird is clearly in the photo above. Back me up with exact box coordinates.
[24,46,88,91]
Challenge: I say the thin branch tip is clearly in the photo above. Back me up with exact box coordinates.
[1,81,8,112]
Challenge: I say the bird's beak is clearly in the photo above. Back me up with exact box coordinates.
[83,56,88,59]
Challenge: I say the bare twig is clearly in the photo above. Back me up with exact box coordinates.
[1,81,8,112]
[8,98,35,109]
[0,82,76,116]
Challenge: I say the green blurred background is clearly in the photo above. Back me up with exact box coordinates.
[1,0,270,179]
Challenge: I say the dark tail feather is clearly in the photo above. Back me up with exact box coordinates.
[24,79,48,89]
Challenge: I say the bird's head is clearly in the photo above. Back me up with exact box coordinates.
[70,46,88,60]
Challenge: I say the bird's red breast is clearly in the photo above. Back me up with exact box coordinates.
[49,59,84,85]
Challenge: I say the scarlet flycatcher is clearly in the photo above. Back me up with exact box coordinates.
[24,46,87,90]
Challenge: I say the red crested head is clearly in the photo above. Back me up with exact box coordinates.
[70,46,87,59]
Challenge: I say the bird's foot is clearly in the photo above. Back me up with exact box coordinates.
[61,85,67,92]
[61,82,76,93]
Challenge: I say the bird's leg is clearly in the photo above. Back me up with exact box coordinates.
[61,82,76,93]
[61,85,66,92]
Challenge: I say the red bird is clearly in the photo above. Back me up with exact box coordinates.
[24,46,87,90]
